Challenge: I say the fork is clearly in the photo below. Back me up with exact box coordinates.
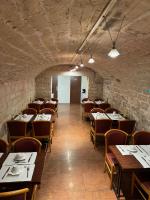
[27,166,29,178]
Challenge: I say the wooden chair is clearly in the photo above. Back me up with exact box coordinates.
[94,98,103,101]
[51,98,58,103]
[12,137,42,152]
[28,103,42,114]
[131,172,150,200]
[104,129,128,189]
[35,98,45,101]
[22,108,37,115]
[82,98,89,102]
[0,139,9,153]
[90,119,112,148]
[32,121,52,152]
[44,103,58,117]
[105,107,120,113]
[82,103,94,119]
[90,108,105,113]
[39,108,56,135]
[118,120,136,136]
[7,120,28,142]
[98,103,110,110]
[0,185,37,200]
[132,131,150,145]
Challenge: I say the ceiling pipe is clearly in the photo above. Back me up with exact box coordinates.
[72,0,118,62]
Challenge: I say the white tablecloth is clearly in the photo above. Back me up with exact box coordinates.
[0,153,3,158]
[33,100,43,105]
[34,114,51,121]
[14,114,33,122]
[107,113,125,120]
[92,113,109,120]
[46,100,57,104]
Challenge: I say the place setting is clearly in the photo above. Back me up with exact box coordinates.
[3,152,37,166]
[34,114,51,121]
[14,114,34,122]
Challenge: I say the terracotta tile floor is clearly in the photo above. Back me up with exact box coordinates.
[36,104,117,200]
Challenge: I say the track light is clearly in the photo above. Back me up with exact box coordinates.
[88,48,95,64]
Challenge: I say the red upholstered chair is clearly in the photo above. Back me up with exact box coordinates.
[132,131,150,145]
[7,120,28,142]
[90,119,112,148]
[131,172,150,200]
[105,107,120,114]
[28,103,42,114]
[32,121,52,152]
[0,185,37,200]
[35,98,45,101]
[90,108,105,113]
[118,120,136,136]
[0,139,8,153]
[98,103,110,110]
[51,98,58,103]
[12,137,42,152]
[22,108,37,115]
[82,103,94,119]
[82,98,89,102]
[104,129,128,189]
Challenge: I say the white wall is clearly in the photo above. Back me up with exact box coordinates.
[58,76,70,103]
[81,76,89,102]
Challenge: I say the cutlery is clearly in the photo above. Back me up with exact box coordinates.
[28,153,33,163]
[119,146,124,152]
[141,156,150,167]
[27,167,29,178]
[2,167,10,179]
[140,146,149,155]
[136,145,143,153]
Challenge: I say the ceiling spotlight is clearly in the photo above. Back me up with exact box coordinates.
[108,42,120,58]
[88,48,95,64]
[80,63,84,67]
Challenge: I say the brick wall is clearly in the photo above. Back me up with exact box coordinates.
[103,79,150,131]
[36,66,103,100]
[0,79,35,140]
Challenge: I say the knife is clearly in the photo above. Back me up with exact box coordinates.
[141,156,150,167]
[28,153,33,163]
[2,167,10,179]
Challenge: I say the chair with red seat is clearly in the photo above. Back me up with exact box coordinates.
[104,129,128,189]
[28,103,42,114]
[22,108,37,115]
[0,139,9,153]
[118,120,136,136]
[12,137,42,152]
[131,172,150,200]
[90,119,112,148]
[105,107,120,114]
[132,131,150,144]
[90,108,105,113]
[98,103,110,110]
[82,102,94,119]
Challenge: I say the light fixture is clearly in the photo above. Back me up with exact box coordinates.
[108,42,120,58]
[88,48,95,64]
[104,16,125,58]
[75,65,79,69]
[79,54,84,67]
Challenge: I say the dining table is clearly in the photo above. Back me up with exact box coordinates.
[0,151,46,192]
[109,145,150,200]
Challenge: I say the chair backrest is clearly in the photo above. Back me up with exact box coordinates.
[44,103,56,110]
[132,131,150,145]
[90,108,105,113]
[0,139,8,153]
[98,103,110,110]
[12,137,42,152]
[0,188,29,199]
[7,120,27,140]
[28,103,42,113]
[32,121,51,139]
[35,98,45,101]
[82,98,89,102]
[105,129,128,153]
[22,108,37,115]
[94,98,103,101]
[118,120,136,135]
[39,108,55,115]
[105,107,120,113]
[95,119,112,134]
[51,98,58,102]
[83,103,94,112]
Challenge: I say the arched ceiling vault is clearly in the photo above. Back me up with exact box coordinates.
[0,0,150,87]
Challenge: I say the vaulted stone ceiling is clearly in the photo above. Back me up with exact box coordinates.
[0,0,150,87]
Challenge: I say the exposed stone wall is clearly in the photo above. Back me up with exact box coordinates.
[0,79,35,140]
[103,79,150,131]
[35,66,103,100]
